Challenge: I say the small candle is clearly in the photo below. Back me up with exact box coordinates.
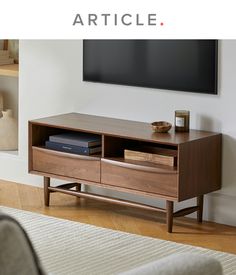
[175,110,190,132]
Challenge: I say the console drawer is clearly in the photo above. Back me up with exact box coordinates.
[101,158,178,197]
[32,147,100,182]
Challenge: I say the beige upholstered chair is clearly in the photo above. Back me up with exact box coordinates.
[0,214,46,275]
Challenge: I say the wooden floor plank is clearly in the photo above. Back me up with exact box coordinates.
[1,180,236,254]
[0,180,21,209]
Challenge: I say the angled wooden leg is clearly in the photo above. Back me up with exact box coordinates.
[44,177,50,206]
[76,184,82,203]
[76,183,81,192]
[166,200,174,233]
[197,195,204,223]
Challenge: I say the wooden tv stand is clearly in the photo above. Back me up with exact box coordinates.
[28,113,222,233]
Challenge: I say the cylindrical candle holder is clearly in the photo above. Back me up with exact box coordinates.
[175,110,190,132]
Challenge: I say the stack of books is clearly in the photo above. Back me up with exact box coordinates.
[45,132,102,156]
[0,50,14,66]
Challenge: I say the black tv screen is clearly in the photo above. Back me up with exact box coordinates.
[83,40,218,94]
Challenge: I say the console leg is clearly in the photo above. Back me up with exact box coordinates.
[76,183,81,192]
[44,177,50,207]
[197,195,204,223]
[166,200,174,233]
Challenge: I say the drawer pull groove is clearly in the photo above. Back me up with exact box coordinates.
[33,146,100,161]
[101,158,177,174]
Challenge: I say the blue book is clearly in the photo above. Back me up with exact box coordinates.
[49,132,101,148]
[45,141,101,155]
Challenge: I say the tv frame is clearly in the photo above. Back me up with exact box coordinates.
[83,40,218,95]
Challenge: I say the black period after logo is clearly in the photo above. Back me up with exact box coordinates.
[72,13,164,27]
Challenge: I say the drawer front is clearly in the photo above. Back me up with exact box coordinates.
[32,147,100,182]
[101,159,178,197]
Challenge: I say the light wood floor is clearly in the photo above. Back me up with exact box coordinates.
[1,180,236,254]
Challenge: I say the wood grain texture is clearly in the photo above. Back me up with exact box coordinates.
[31,170,178,201]
[48,187,167,213]
[30,113,221,146]
[1,180,236,254]
[0,64,19,77]
[173,206,199,218]
[124,149,175,166]
[44,177,50,206]
[101,158,178,198]
[166,201,173,233]
[32,147,101,183]
[178,135,222,201]
[197,195,204,222]
[101,158,177,173]
[28,113,222,232]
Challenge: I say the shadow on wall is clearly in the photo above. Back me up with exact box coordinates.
[196,114,222,132]
[196,115,236,224]
[196,115,236,192]
[221,134,236,191]
[206,192,236,226]
[206,134,236,225]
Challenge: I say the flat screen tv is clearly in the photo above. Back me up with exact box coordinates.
[83,40,218,94]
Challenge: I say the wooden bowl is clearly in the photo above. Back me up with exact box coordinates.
[151,121,172,133]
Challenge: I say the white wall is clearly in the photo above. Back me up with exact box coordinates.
[74,40,236,226]
[0,40,79,184]
[1,40,236,227]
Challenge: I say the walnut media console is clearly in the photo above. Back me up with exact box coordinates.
[28,113,222,233]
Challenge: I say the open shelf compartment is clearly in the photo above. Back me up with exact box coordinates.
[30,124,103,158]
[102,135,178,171]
